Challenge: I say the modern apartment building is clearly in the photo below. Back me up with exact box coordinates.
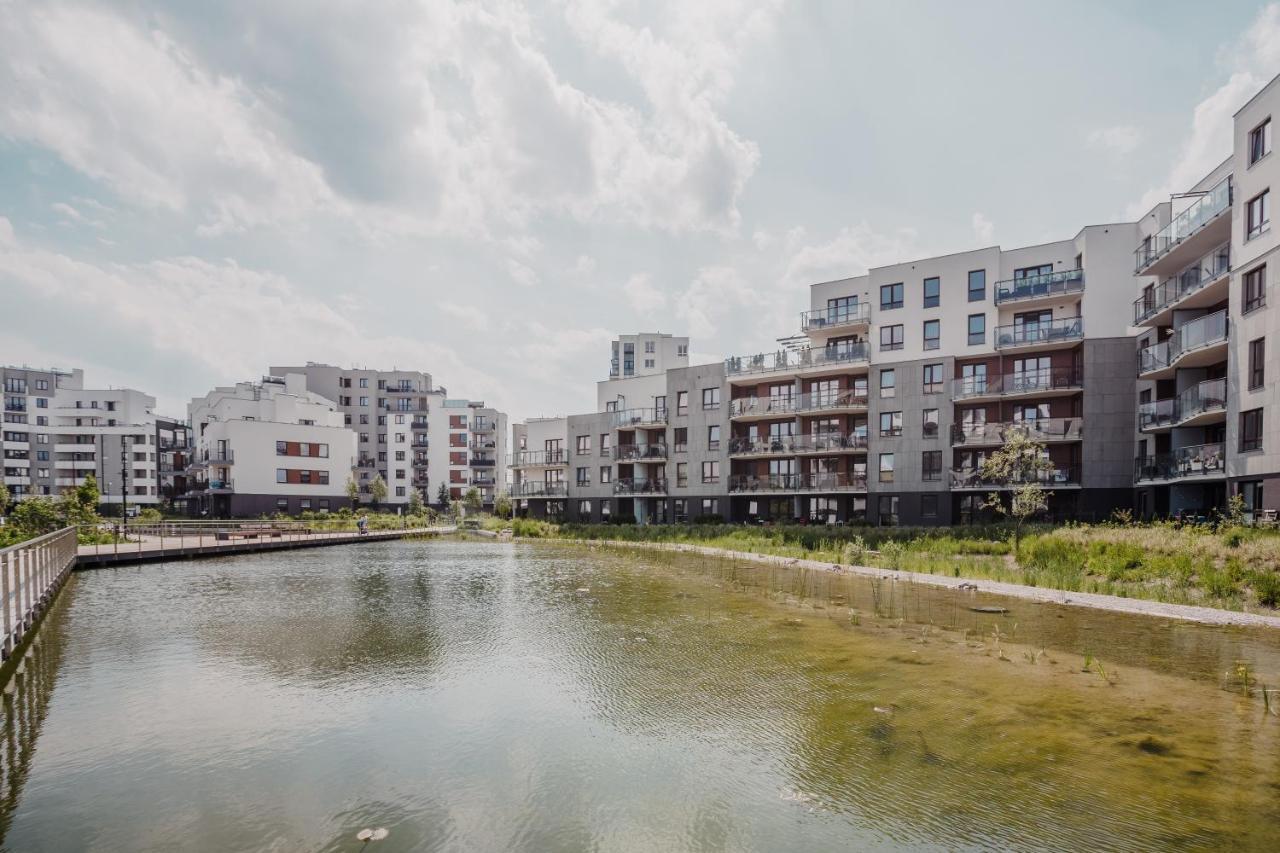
[3,364,165,507]
[1132,73,1280,521]
[186,373,357,517]
[431,398,507,507]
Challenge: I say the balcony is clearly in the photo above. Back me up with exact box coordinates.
[950,418,1082,447]
[612,408,668,428]
[513,481,567,498]
[207,479,235,494]
[1132,244,1230,327]
[729,434,868,457]
[800,303,872,334]
[472,421,496,433]
[951,367,1083,401]
[1136,310,1228,379]
[1138,378,1227,432]
[614,443,668,461]
[472,475,497,486]
[950,465,1081,491]
[469,438,497,451]
[725,342,869,382]
[994,317,1083,351]
[796,388,869,415]
[512,449,569,467]
[728,472,868,493]
[994,268,1084,307]
[728,395,798,420]
[1134,442,1225,484]
[1134,175,1232,275]
[613,477,668,496]
[470,457,497,467]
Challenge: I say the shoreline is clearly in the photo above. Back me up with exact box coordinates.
[525,536,1280,630]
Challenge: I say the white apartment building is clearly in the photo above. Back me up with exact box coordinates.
[186,373,356,517]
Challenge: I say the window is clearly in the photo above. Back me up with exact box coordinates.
[702,387,720,409]
[923,277,940,308]
[922,408,939,438]
[644,359,654,369]
[677,391,688,415]
[967,313,986,346]
[576,435,591,454]
[879,411,902,437]
[702,461,720,484]
[880,282,904,310]
[359,396,369,407]
[878,495,899,526]
[922,363,943,393]
[1241,408,1264,452]
[1250,338,1266,390]
[923,319,940,350]
[1250,118,1272,165]
[1247,190,1270,240]
[600,466,612,484]
[968,270,986,302]
[1244,264,1266,313]
[1240,480,1265,519]
[576,467,590,485]
[277,498,289,511]
[645,340,655,353]
[880,324,904,351]
[676,462,688,487]
[878,453,894,483]
[707,424,721,450]
[922,450,942,481]
[678,344,688,357]
[673,428,688,452]
[701,498,719,516]
[276,468,287,483]
[879,369,896,398]
[921,494,939,520]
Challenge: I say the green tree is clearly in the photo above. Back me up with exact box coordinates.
[464,487,482,514]
[436,482,449,507]
[980,428,1054,551]
[407,488,425,516]
[494,492,512,519]
[369,474,388,509]
[0,481,9,516]
[10,497,61,537]
[59,473,101,527]
[345,476,360,506]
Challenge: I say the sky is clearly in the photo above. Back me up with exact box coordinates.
[2,0,1280,423]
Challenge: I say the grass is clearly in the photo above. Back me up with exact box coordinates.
[519,520,1280,614]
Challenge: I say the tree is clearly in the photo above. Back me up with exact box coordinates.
[980,428,1054,551]
[10,497,61,537]
[59,473,101,527]
[369,474,388,510]
[464,487,482,514]
[0,481,9,517]
[407,488,425,516]
[345,476,360,506]
[436,482,449,507]
[494,492,512,520]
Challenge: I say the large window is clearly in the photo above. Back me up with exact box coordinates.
[1247,189,1270,241]
[576,435,591,454]
[1241,409,1264,453]
[878,495,899,526]
[702,387,720,409]
[923,277,940,308]
[967,313,986,346]
[922,450,942,481]
[879,411,902,437]
[707,424,721,450]
[921,494,939,520]
[702,461,720,484]
[1250,338,1266,390]
[1250,118,1272,165]
[878,452,895,483]
[922,363,943,394]
[576,467,590,485]
[879,369,896,398]
[922,408,939,438]
[880,324,904,351]
[676,462,688,487]
[967,269,986,302]
[923,319,940,350]
[1244,264,1267,313]
[880,282,904,310]
[673,427,688,452]
[677,390,688,415]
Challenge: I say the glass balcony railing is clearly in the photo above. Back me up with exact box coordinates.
[613,477,668,495]
[795,389,869,413]
[1138,379,1226,430]
[1170,310,1228,360]
[949,418,1082,445]
[1136,341,1171,375]
[612,407,668,428]
[512,449,569,467]
[950,465,1081,490]
[951,367,1082,399]
[725,342,869,376]
[994,317,1083,349]
[513,481,567,497]
[728,472,868,493]
[728,434,868,456]
[1133,175,1232,272]
[1132,244,1230,324]
[1134,442,1226,483]
[799,303,872,332]
[613,443,668,461]
[994,269,1084,305]
[729,395,798,418]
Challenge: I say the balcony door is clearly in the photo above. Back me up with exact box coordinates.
[1013,356,1050,391]
[961,363,987,394]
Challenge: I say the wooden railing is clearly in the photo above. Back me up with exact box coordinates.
[1,526,78,660]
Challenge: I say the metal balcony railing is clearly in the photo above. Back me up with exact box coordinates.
[512,449,569,466]
[949,418,1082,446]
[1134,442,1226,483]
[725,342,869,376]
[728,434,868,455]
[513,481,567,497]
[613,477,668,495]
[729,396,797,418]
[994,269,1084,305]
[612,407,668,428]
[951,367,1083,399]
[950,465,1081,490]
[1134,175,1232,272]
[799,302,872,332]
[1132,244,1230,324]
[1139,379,1227,430]
[728,472,868,492]
[613,443,668,461]
[994,317,1083,349]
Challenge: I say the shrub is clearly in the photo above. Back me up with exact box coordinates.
[878,540,905,570]
[841,536,868,565]
[1250,570,1280,608]
[692,514,725,524]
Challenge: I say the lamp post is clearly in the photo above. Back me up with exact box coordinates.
[120,435,129,532]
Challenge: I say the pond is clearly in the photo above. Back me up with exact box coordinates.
[1,539,1278,851]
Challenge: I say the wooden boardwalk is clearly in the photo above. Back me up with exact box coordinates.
[76,526,456,568]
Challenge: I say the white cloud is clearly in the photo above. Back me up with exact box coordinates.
[624,273,667,314]
[1086,125,1142,156]
[506,259,540,288]
[1128,4,1280,217]
[572,255,597,275]
[675,265,770,338]
[779,223,919,289]
[971,212,995,244]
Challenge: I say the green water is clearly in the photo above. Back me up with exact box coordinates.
[1,539,1278,851]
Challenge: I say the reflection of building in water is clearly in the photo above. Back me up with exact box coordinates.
[0,624,68,845]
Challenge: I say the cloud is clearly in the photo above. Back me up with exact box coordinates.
[971,212,995,244]
[779,223,920,289]
[1086,125,1142,156]
[506,259,540,288]
[1128,4,1280,217]
[675,265,770,338]
[624,273,667,314]
[572,255,597,275]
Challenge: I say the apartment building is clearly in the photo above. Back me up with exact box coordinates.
[155,416,191,509]
[186,373,356,517]
[2,365,164,507]
[432,398,507,507]
[1133,74,1280,521]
